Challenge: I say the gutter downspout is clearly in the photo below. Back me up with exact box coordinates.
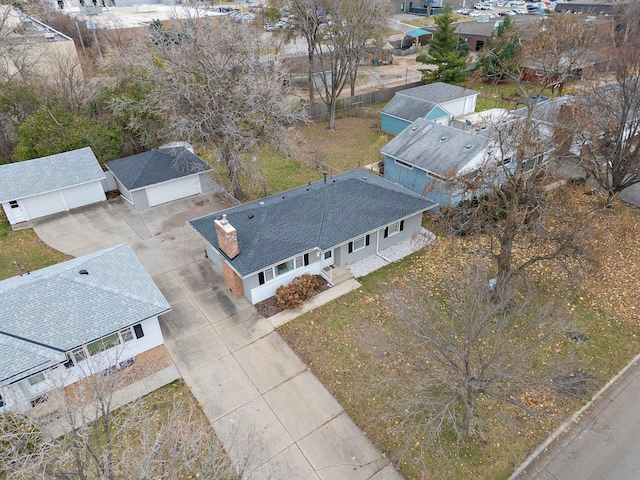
[376,229,392,263]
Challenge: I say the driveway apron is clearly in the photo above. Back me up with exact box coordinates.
[30,194,400,479]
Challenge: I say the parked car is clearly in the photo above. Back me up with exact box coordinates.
[512,8,527,13]
[264,23,275,31]
[487,11,500,17]
[456,7,472,14]
[499,9,517,15]
[474,2,493,9]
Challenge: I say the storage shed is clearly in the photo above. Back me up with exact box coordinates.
[106,147,214,211]
[0,147,106,225]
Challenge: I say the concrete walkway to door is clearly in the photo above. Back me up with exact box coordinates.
[155,260,400,479]
[29,194,400,479]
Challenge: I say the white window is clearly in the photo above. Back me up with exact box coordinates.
[388,222,400,236]
[353,236,365,251]
[295,255,304,269]
[87,333,121,356]
[258,268,274,285]
[72,346,87,364]
[275,259,294,277]
[121,328,134,343]
[27,372,45,386]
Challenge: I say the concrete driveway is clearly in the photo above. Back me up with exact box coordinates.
[31,194,221,277]
[31,194,399,479]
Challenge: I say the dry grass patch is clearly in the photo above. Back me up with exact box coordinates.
[0,210,72,280]
[295,115,391,173]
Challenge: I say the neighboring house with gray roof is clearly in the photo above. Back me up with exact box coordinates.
[106,147,214,211]
[0,147,106,225]
[381,118,497,206]
[0,244,171,413]
[189,169,436,304]
[381,82,479,135]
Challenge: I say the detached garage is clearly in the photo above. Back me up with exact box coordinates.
[106,147,213,211]
[0,147,106,225]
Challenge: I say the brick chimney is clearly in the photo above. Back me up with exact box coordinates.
[214,214,240,259]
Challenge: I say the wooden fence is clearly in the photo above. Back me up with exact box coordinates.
[306,80,423,119]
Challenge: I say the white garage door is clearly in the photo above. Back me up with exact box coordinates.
[145,175,201,208]
[63,182,106,209]
[21,191,66,220]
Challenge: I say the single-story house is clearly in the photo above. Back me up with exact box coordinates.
[381,82,479,135]
[0,147,106,225]
[381,118,494,206]
[188,169,437,304]
[0,244,171,414]
[453,15,540,53]
[106,147,214,211]
[521,49,601,94]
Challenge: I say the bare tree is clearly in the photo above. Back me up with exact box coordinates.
[442,15,597,294]
[379,263,589,447]
[110,15,307,200]
[573,33,640,206]
[313,0,389,129]
[286,0,324,104]
[0,353,235,480]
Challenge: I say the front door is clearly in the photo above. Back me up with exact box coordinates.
[322,249,334,268]
[8,200,26,224]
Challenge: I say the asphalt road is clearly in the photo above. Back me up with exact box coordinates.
[516,359,640,479]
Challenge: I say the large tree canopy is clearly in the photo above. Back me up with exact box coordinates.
[418,5,468,84]
[14,103,123,163]
[112,16,307,200]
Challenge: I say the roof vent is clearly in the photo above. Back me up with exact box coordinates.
[411,127,418,131]
[465,144,473,149]
[440,136,447,141]
[259,201,265,205]
[79,270,89,275]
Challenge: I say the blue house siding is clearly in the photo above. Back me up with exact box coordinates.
[384,156,461,209]
[381,114,411,136]
[425,105,451,125]
[384,156,429,196]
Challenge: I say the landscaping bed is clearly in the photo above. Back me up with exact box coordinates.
[256,274,330,318]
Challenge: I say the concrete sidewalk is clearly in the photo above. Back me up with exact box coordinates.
[157,261,400,480]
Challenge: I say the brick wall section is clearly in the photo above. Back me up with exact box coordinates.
[214,218,240,259]
[222,260,244,298]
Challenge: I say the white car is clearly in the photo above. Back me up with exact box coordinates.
[474,3,494,9]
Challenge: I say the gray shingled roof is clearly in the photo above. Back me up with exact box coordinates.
[380,118,488,175]
[0,147,105,203]
[0,244,171,384]
[510,96,571,123]
[382,95,440,123]
[396,82,479,104]
[189,169,436,277]
[106,147,212,191]
[453,15,540,37]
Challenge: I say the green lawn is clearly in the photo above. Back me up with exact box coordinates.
[279,185,640,479]
[0,211,71,280]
